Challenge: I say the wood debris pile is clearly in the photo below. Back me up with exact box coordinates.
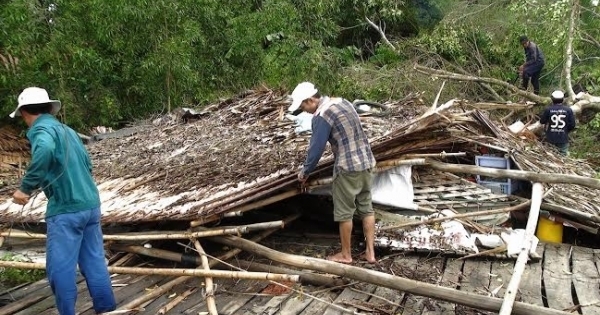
[0,87,597,315]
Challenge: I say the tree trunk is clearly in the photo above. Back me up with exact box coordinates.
[564,0,580,101]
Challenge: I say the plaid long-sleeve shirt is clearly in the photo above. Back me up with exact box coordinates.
[301,97,376,176]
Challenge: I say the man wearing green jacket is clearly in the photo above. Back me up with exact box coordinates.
[10,87,116,315]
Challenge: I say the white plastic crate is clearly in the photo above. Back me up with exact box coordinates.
[479,180,518,195]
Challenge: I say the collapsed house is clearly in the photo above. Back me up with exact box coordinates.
[1,87,599,315]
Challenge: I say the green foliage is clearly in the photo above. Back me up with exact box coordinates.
[0,254,46,287]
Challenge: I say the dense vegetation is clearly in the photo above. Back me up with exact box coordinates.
[1,0,599,160]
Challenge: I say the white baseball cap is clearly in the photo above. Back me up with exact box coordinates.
[9,87,62,118]
[551,90,564,99]
[288,82,318,112]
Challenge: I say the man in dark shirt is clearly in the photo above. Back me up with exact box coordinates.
[519,36,545,95]
[289,82,377,264]
[539,90,576,155]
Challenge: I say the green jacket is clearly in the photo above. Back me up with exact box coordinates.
[20,114,100,218]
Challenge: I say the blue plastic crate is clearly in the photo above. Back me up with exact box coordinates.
[475,156,512,183]
[479,180,518,195]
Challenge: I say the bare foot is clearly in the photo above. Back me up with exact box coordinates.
[327,252,352,264]
[360,251,377,264]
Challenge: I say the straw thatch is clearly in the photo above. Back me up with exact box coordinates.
[0,87,427,223]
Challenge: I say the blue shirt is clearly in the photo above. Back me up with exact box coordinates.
[21,114,101,218]
[302,97,376,176]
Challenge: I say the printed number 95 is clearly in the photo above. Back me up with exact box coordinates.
[550,114,566,128]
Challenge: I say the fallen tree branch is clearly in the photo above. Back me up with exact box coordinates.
[207,234,571,315]
[414,64,548,103]
[365,16,394,50]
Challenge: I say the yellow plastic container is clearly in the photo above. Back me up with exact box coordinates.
[536,216,563,243]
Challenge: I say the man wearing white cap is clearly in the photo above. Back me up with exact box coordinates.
[539,90,576,155]
[10,87,116,315]
[289,82,377,264]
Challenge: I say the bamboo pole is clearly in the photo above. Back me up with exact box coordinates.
[117,213,301,312]
[380,200,531,231]
[111,244,203,266]
[208,233,571,315]
[234,259,346,288]
[216,221,285,232]
[193,239,218,315]
[0,260,300,282]
[403,152,467,158]
[190,190,299,227]
[0,227,249,240]
[428,160,600,190]
[499,183,544,315]
[0,221,282,241]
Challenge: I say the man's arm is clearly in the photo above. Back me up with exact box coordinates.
[20,130,55,194]
[301,116,332,176]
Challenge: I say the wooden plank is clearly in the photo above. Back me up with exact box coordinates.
[217,280,269,315]
[279,290,337,315]
[542,244,575,311]
[0,278,50,301]
[295,291,340,315]
[365,256,419,315]
[119,276,195,315]
[421,258,463,314]
[77,275,163,315]
[0,276,85,315]
[461,260,491,296]
[456,259,492,314]
[489,260,515,298]
[321,283,377,315]
[180,278,241,315]
[518,244,544,306]
[399,256,443,315]
[234,293,291,315]
[571,246,600,315]
[11,277,89,315]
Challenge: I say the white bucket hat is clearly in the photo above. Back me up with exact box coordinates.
[288,82,318,112]
[9,87,62,118]
[551,90,564,99]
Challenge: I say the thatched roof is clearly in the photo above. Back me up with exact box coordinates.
[0,88,598,226]
[0,87,426,223]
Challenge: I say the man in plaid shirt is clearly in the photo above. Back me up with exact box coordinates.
[289,82,377,264]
